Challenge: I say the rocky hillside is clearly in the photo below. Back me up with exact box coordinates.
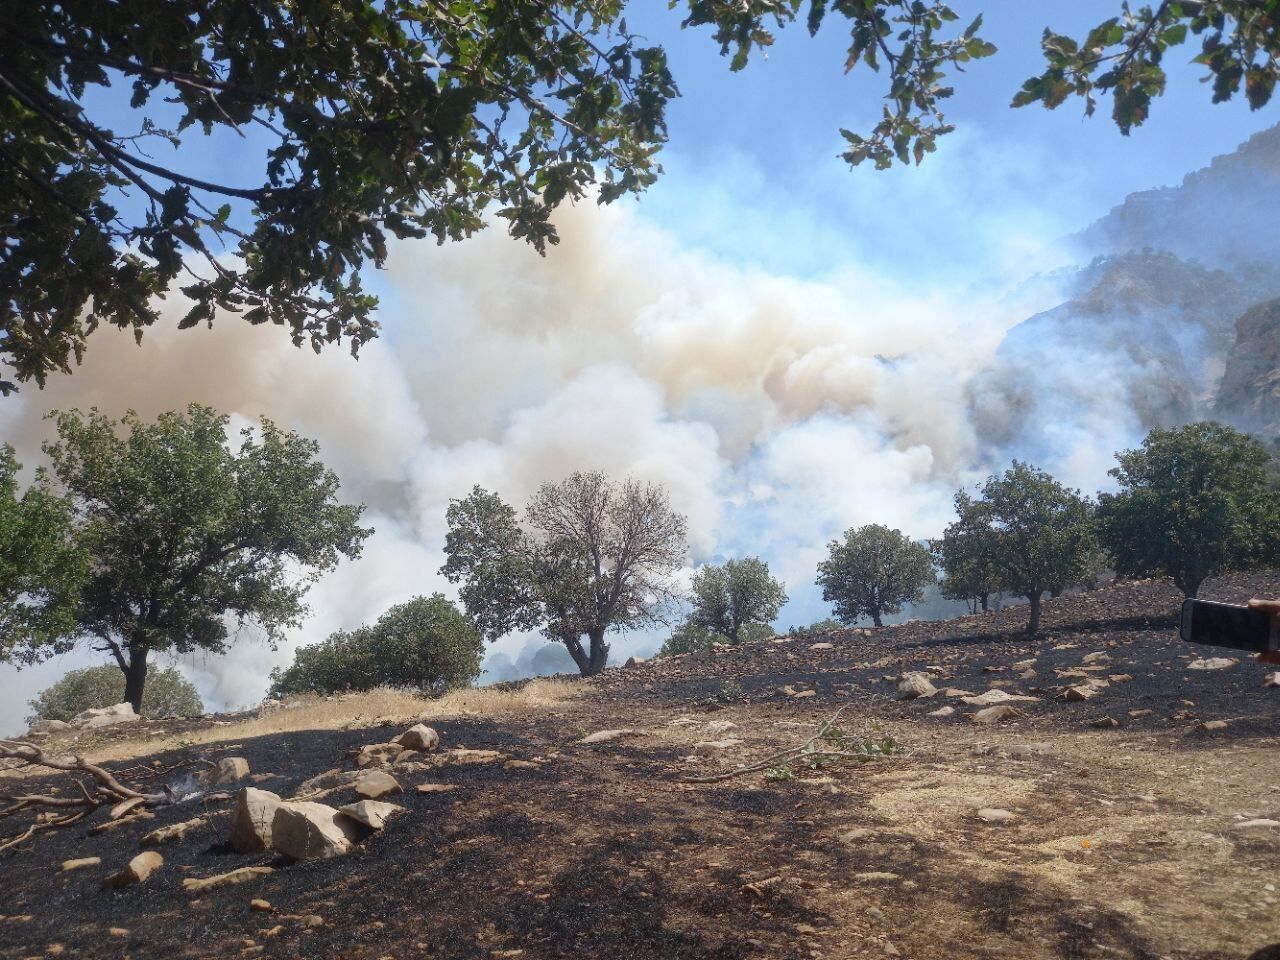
[1216,297,1280,436]
[2,570,1279,960]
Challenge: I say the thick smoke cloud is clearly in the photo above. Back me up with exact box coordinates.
[0,189,1130,734]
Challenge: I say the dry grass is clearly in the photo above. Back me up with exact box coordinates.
[35,679,583,766]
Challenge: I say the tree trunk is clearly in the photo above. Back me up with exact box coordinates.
[1175,573,1201,599]
[585,629,609,676]
[1026,592,1042,637]
[561,636,591,675]
[979,593,990,613]
[123,647,149,714]
[871,610,884,628]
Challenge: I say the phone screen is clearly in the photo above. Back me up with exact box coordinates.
[1180,599,1276,652]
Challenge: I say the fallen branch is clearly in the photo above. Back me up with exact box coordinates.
[677,706,906,784]
[0,739,166,852]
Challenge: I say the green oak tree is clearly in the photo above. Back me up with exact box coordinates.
[946,462,1100,637]
[268,594,484,697]
[816,524,935,629]
[7,2,1270,390]
[441,472,687,676]
[1097,422,1280,598]
[0,446,86,660]
[27,663,203,723]
[688,556,787,645]
[930,525,1001,615]
[26,404,371,712]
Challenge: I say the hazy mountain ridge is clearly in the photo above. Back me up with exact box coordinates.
[1215,296,1280,437]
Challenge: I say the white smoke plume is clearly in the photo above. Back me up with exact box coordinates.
[0,190,1124,734]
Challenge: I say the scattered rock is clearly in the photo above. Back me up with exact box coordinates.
[103,852,163,888]
[579,729,644,745]
[945,689,976,698]
[694,738,744,751]
[201,757,250,785]
[741,876,782,897]
[793,689,816,699]
[854,872,900,882]
[393,724,440,753]
[1090,716,1120,729]
[1108,674,1133,683]
[338,800,405,830]
[1187,657,1239,670]
[896,672,938,700]
[250,899,273,913]
[72,703,140,729]
[705,720,738,735]
[1017,669,1038,681]
[977,808,1016,823]
[962,689,1039,706]
[355,743,402,769]
[354,770,402,800]
[1238,819,1280,829]
[971,705,1024,725]
[231,788,282,853]
[61,857,101,872]
[108,928,129,938]
[1063,684,1098,702]
[1007,742,1055,759]
[1201,720,1229,731]
[416,783,458,794]
[181,866,275,893]
[503,759,541,771]
[927,705,955,718]
[141,815,207,847]
[1129,709,1153,718]
[810,642,834,651]
[271,801,359,859]
[295,769,357,796]
[624,656,646,667]
[1081,652,1111,665]
[1264,672,1280,688]
[28,719,71,734]
[431,748,505,766]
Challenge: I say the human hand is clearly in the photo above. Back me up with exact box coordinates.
[1246,599,1280,665]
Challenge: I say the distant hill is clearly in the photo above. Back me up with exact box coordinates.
[1215,297,1280,438]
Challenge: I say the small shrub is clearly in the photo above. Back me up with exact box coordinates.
[717,678,744,703]
[764,761,794,782]
[28,664,203,723]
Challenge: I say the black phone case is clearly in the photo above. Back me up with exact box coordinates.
[1179,599,1279,653]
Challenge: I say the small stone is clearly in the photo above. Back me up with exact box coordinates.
[393,724,440,753]
[250,900,273,913]
[416,783,458,794]
[108,928,129,937]
[1238,819,1280,829]
[103,851,163,888]
[1090,716,1119,729]
[230,788,281,853]
[28,719,71,734]
[896,672,938,700]
[1063,684,1098,702]
[866,906,885,921]
[355,743,402,768]
[693,738,744,750]
[61,857,102,872]
[1017,669,1037,681]
[1263,672,1280,688]
[945,688,976,698]
[927,705,955,718]
[354,770,402,800]
[977,808,1016,823]
[1187,657,1239,670]
[962,689,1039,706]
[854,872,900,882]
[1201,720,1229,731]
[1081,652,1111,665]
[1128,709,1153,719]
[201,757,250,785]
[430,748,504,766]
[181,866,274,893]
[141,815,207,847]
[705,720,739,735]
[809,642,834,651]
[971,705,1023,725]
[579,729,644,745]
[1108,674,1133,683]
[1007,742,1054,759]
[503,759,540,770]
[337,800,404,830]
[624,656,646,667]
[298,915,324,928]
[793,689,817,699]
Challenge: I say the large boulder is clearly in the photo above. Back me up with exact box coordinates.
[73,703,140,729]
[230,787,282,853]
[271,801,359,860]
[896,672,938,700]
[393,724,440,753]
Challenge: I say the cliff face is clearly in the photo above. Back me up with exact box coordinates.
[1075,124,1280,271]
[1215,297,1280,436]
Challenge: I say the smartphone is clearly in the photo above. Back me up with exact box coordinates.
[1179,599,1279,653]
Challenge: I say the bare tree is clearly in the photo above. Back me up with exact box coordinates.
[442,472,688,676]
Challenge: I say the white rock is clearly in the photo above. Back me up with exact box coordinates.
[971,705,1024,725]
[962,690,1039,706]
[1264,672,1280,688]
[1062,684,1098,702]
[1187,657,1239,670]
[927,706,955,718]
[977,808,1016,823]
[693,738,744,751]
[102,851,163,888]
[705,720,739,735]
[354,770,402,800]
[1238,819,1280,829]
[580,729,644,744]
[810,642,834,651]
[271,801,359,859]
[338,800,405,830]
[896,672,938,700]
[73,703,140,729]
[231,787,282,853]
[393,724,440,753]
[28,719,71,734]
[201,756,250,785]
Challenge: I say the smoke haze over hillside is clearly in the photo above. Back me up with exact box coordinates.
[1,123,1276,733]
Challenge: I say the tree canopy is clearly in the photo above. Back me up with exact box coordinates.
[1097,421,1280,598]
[688,556,787,645]
[0,446,86,660]
[5,2,1274,391]
[269,594,484,697]
[27,663,203,723]
[441,472,687,675]
[945,462,1100,636]
[29,403,371,711]
[816,523,935,628]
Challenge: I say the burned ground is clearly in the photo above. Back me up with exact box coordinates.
[2,571,1279,960]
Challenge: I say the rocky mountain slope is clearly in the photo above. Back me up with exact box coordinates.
[1215,297,1280,437]
[2,570,1279,960]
